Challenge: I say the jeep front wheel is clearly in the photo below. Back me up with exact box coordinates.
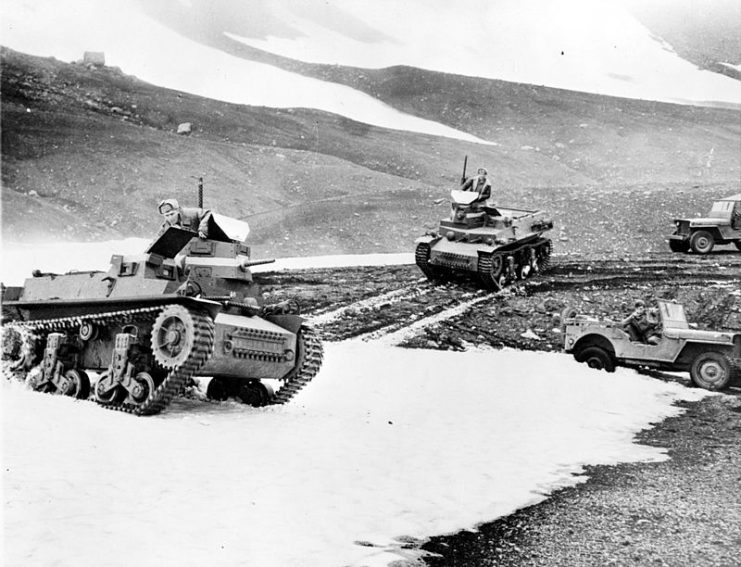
[668,239,689,253]
[690,230,714,254]
[690,352,731,391]
[578,346,616,373]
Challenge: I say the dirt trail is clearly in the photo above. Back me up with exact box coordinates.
[261,253,741,358]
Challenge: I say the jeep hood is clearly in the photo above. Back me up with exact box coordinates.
[673,217,731,227]
[663,327,737,342]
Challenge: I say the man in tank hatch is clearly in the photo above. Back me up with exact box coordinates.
[460,167,492,205]
[157,198,212,239]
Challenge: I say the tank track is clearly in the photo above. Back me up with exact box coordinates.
[2,305,215,416]
[415,242,441,281]
[271,325,323,405]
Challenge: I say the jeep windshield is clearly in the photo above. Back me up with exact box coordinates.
[659,301,689,329]
[710,200,734,216]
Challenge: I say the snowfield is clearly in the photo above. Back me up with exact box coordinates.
[2,342,707,567]
[0,238,711,566]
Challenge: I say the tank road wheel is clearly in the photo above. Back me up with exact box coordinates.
[690,352,731,391]
[238,380,275,407]
[206,377,232,401]
[59,369,91,399]
[577,346,615,373]
[95,371,127,405]
[669,239,690,253]
[151,305,198,369]
[478,253,504,290]
[690,230,714,255]
[128,372,157,405]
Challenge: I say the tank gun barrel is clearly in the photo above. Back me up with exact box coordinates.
[240,258,276,269]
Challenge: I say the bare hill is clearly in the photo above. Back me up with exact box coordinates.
[1,47,739,257]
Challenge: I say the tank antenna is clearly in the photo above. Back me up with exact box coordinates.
[191,175,204,208]
[460,155,468,184]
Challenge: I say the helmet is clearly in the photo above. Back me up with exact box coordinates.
[158,199,180,214]
[477,167,488,175]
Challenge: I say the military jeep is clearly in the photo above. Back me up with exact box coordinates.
[563,301,741,391]
[668,193,741,254]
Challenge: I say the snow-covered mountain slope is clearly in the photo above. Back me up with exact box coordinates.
[3,0,739,152]
[223,0,741,106]
[2,342,707,567]
[0,0,487,144]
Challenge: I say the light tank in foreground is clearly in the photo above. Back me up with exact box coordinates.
[1,215,323,415]
[415,189,554,289]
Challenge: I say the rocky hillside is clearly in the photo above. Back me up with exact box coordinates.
[1,47,739,258]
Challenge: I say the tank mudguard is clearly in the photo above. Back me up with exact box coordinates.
[415,234,439,246]
[263,313,305,335]
[5,295,222,321]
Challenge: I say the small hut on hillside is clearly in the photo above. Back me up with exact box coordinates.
[83,52,105,66]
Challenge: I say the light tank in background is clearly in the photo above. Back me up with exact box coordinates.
[415,188,554,290]
[1,214,323,415]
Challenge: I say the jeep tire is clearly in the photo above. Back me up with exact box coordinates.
[690,230,714,254]
[669,239,690,253]
[578,346,616,373]
[690,351,731,391]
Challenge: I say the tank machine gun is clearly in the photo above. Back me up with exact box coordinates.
[2,191,323,415]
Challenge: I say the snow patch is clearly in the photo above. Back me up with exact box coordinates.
[3,343,707,566]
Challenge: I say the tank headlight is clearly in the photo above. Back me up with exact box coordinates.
[284,349,295,361]
[446,231,455,240]
[485,238,493,245]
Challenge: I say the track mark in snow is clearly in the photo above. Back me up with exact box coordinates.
[350,291,491,346]
[309,283,433,326]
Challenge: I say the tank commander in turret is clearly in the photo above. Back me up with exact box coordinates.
[460,167,492,206]
[157,198,212,239]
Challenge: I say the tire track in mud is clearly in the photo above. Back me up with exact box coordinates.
[309,283,434,326]
[349,292,492,346]
[293,254,741,350]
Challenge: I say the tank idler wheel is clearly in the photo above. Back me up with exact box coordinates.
[238,380,275,407]
[129,372,156,405]
[95,372,127,405]
[58,369,91,399]
[151,305,197,369]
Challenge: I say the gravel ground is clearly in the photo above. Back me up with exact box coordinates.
[420,392,741,567]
